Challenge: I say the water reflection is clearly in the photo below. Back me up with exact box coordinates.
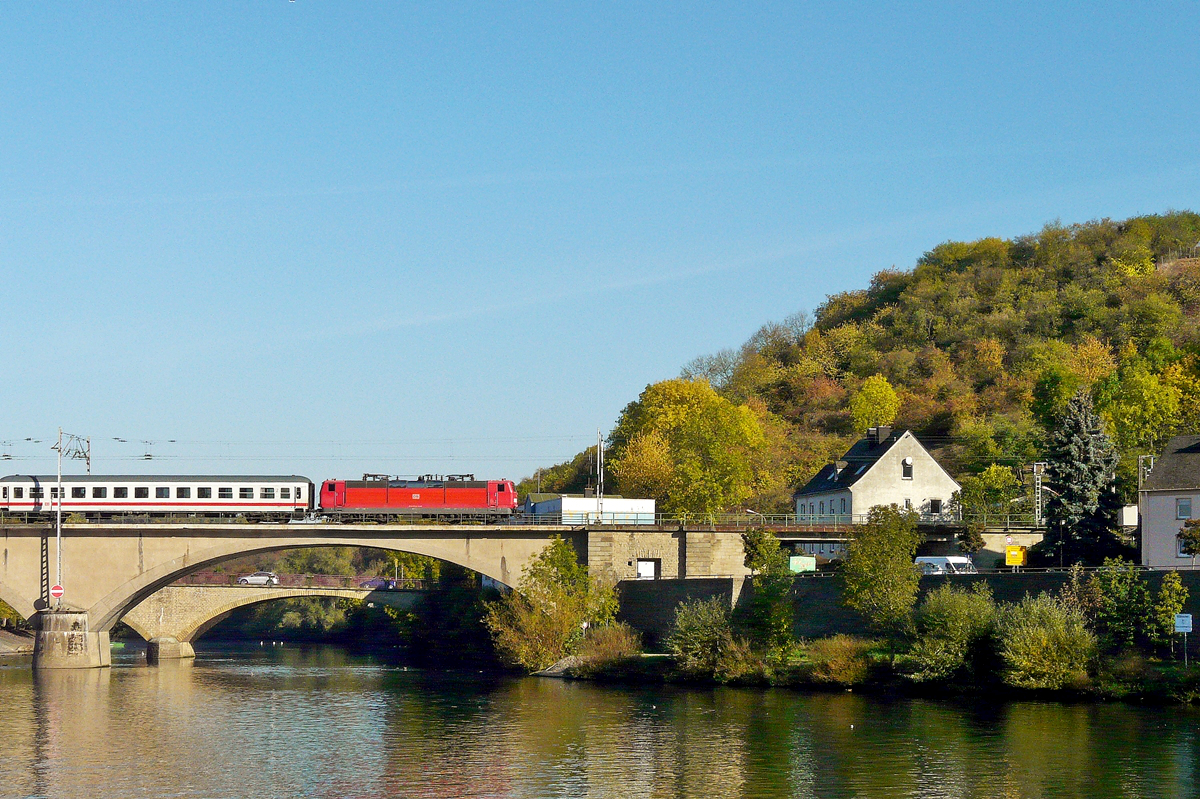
[0,648,1198,798]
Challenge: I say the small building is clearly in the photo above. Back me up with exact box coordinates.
[793,426,960,523]
[1139,435,1200,568]
[526,493,656,525]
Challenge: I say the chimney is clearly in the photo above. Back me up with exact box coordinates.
[870,426,892,446]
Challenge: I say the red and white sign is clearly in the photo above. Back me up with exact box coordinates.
[50,584,64,599]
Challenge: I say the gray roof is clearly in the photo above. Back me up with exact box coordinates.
[0,474,311,483]
[1142,436,1200,491]
[794,431,904,497]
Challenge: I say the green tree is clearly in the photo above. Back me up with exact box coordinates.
[483,537,617,672]
[737,528,794,656]
[1042,391,1122,564]
[906,584,998,683]
[610,378,765,514]
[840,505,922,634]
[1087,558,1151,653]
[955,464,1022,520]
[1149,571,1189,654]
[1101,364,1181,457]
[1178,518,1200,568]
[848,374,901,432]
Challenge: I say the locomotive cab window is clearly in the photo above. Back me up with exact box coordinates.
[135,487,149,499]
[198,487,211,499]
[93,487,107,499]
[72,487,86,498]
[156,487,169,499]
[114,487,128,499]
[497,484,506,492]
[219,487,233,499]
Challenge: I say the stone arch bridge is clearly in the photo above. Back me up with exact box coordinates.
[0,519,859,667]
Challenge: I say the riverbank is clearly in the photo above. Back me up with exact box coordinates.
[0,629,33,657]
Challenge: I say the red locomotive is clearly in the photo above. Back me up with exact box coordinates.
[319,473,518,518]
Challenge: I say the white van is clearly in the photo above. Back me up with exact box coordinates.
[914,556,978,575]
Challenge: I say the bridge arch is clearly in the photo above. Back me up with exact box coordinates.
[121,584,420,644]
[0,578,36,622]
[88,528,573,633]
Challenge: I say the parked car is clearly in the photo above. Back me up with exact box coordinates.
[359,577,397,590]
[238,571,279,586]
[914,556,977,575]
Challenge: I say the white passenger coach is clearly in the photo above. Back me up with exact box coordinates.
[0,475,314,519]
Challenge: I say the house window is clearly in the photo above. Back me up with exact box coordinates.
[902,457,914,479]
[930,499,943,514]
[239,488,253,499]
[135,487,149,499]
[1177,498,1193,520]
[198,488,211,499]
[219,487,233,499]
[819,501,825,514]
[93,487,107,499]
[840,498,846,513]
[114,487,128,499]
[72,487,86,498]
[156,487,170,499]
[904,498,912,510]
[177,488,191,499]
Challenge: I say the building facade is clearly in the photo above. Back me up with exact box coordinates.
[793,427,960,523]
[1140,435,1200,568]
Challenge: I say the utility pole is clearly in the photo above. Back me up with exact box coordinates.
[50,429,90,608]
[1031,462,1046,527]
[596,429,605,522]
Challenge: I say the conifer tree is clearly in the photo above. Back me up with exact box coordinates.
[1043,391,1123,564]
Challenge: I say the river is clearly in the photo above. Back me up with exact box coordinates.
[0,643,1197,799]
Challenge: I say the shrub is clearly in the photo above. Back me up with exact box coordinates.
[668,597,733,677]
[1088,558,1151,652]
[572,622,643,677]
[998,593,1095,691]
[715,636,772,684]
[804,635,876,686]
[906,584,998,683]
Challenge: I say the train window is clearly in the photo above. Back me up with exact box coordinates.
[497,484,506,492]
[114,487,128,498]
[13,487,23,499]
[156,487,169,499]
[176,487,191,499]
[135,487,149,499]
[260,488,275,499]
[72,487,86,498]
[219,487,233,499]
[1,487,6,499]
[198,487,211,499]
[51,487,61,499]
[239,488,253,499]
[280,487,290,499]
[296,486,304,499]
[93,487,107,499]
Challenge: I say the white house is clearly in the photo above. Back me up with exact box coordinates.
[793,427,960,522]
[526,493,656,525]
[1139,435,1200,568]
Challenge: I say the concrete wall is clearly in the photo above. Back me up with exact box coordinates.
[1141,490,1197,568]
[617,577,746,648]
[587,530,684,581]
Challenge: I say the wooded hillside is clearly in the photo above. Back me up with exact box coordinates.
[523,212,1200,512]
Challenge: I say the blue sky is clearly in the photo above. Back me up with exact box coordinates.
[2,2,1198,481]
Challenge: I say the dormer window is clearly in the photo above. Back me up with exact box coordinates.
[902,457,914,479]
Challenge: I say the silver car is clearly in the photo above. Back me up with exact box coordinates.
[237,571,279,586]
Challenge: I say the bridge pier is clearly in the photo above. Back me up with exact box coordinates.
[147,637,195,662]
[32,610,111,669]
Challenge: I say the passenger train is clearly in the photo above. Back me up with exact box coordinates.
[0,472,519,521]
